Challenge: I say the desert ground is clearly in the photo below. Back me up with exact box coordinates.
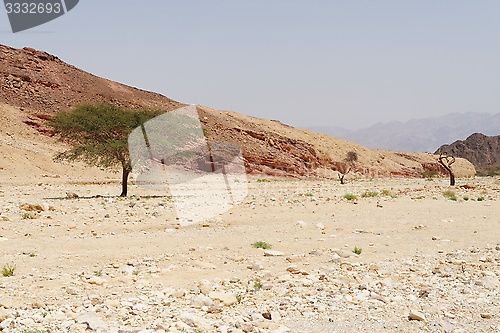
[0,175,499,333]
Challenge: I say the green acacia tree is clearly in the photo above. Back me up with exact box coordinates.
[48,104,164,196]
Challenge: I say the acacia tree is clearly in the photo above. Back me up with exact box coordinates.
[438,152,456,186]
[338,151,358,184]
[48,104,164,196]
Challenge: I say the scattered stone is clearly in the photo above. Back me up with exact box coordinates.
[251,262,264,271]
[274,325,291,333]
[264,250,284,257]
[198,280,213,295]
[0,318,13,330]
[193,261,217,269]
[0,308,11,321]
[316,223,325,230]
[76,311,108,331]
[20,203,44,212]
[192,295,214,308]
[180,312,208,329]
[296,221,307,227]
[438,319,455,333]
[408,310,426,321]
[332,248,352,258]
[66,192,79,199]
[209,291,237,306]
[87,276,106,285]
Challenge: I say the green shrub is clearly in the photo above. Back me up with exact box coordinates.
[252,241,272,249]
[253,280,263,290]
[2,263,15,277]
[421,170,439,178]
[381,189,397,198]
[352,246,362,255]
[442,190,457,201]
[361,191,378,198]
[477,197,485,201]
[343,193,358,201]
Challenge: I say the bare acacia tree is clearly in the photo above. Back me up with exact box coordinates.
[338,151,358,184]
[438,152,456,186]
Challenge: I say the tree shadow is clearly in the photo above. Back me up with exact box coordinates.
[43,194,171,200]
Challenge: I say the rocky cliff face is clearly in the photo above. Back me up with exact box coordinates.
[0,44,184,132]
[436,133,500,173]
[0,44,476,179]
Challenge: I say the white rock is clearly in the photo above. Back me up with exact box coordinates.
[172,289,187,298]
[209,291,238,306]
[296,221,307,227]
[76,311,108,330]
[439,319,455,333]
[264,250,284,257]
[0,308,11,321]
[0,318,13,330]
[20,318,35,327]
[87,276,106,285]
[193,261,217,269]
[251,263,264,271]
[180,312,208,329]
[408,310,426,322]
[198,280,213,295]
[331,253,342,263]
[274,325,291,333]
[332,249,352,258]
[301,278,313,287]
[270,310,281,322]
[192,295,215,308]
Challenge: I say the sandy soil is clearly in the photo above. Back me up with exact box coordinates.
[0,176,499,332]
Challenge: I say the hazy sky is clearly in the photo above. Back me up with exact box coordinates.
[2,1,499,130]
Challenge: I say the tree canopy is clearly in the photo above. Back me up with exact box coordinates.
[338,151,358,184]
[48,103,165,196]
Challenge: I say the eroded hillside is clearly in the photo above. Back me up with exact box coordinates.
[0,44,475,180]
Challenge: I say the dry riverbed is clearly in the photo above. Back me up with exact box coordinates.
[0,176,499,332]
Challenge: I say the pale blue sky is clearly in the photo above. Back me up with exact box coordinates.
[2,1,499,129]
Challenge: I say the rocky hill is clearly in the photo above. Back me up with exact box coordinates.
[436,133,500,174]
[0,44,476,180]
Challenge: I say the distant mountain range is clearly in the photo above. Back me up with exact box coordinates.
[309,112,500,153]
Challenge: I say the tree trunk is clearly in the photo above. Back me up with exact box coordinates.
[120,167,130,197]
[438,158,455,186]
[338,167,351,185]
[449,171,455,186]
